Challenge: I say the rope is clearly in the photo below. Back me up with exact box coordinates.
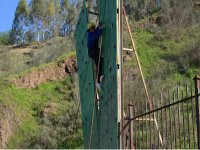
[88,6,103,148]
[122,6,163,146]
[88,35,103,149]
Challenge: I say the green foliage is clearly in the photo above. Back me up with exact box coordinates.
[10,0,29,44]
[47,0,55,19]
[0,37,74,78]
[16,0,29,17]
[0,31,11,45]
[30,0,45,21]
[0,73,82,148]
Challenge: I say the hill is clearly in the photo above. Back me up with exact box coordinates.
[0,50,83,148]
[0,37,73,79]
[0,0,199,148]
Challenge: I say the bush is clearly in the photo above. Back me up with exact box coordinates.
[22,102,83,149]
[0,31,11,45]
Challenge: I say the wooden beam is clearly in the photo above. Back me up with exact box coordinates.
[123,48,134,52]
[136,118,154,121]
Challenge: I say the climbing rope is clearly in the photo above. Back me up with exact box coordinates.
[88,3,103,148]
[88,34,103,149]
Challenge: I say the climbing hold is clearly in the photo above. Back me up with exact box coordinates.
[109,66,112,71]
[85,117,88,122]
[114,117,117,122]
[110,93,113,98]
[82,40,84,46]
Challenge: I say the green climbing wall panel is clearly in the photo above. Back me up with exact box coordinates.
[97,0,118,148]
[75,0,118,149]
[74,3,99,148]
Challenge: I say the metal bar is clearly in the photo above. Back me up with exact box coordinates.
[160,94,163,149]
[130,105,134,149]
[142,105,144,149]
[182,90,186,148]
[152,98,156,148]
[194,75,200,149]
[156,96,162,148]
[173,93,177,148]
[191,89,196,148]
[153,114,156,149]
[177,87,181,149]
[117,0,124,148]
[128,102,134,149]
[168,91,172,149]
[165,96,168,149]
[149,111,152,149]
[134,105,137,148]
[186,85,191,148]
[122,95,197,128]
[146,102,148,148]
[138,102,141,148]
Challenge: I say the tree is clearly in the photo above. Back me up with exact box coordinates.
[29,0,46,42]
[10,0,29,44]
[60,0,81,36]
[51,0,61,37]
[0,31,11,45]
[60,0,68,35]
[45,0,55,39]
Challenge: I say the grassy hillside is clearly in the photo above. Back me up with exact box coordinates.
[0,37,73,79]
[123,22,200,103]
[0,1,199,148]
[0,49,83,148]
[0,24,199,149]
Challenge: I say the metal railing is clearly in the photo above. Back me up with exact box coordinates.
[123,75,200,149]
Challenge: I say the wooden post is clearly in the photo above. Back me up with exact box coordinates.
[194,75,200,149]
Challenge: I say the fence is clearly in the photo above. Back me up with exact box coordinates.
[123,75,200,149]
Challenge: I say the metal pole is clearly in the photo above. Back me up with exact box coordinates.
[128,103,134,149]
[194,75,200,149]
[117,0,124,148]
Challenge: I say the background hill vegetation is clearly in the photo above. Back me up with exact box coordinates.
[0,0,199,148]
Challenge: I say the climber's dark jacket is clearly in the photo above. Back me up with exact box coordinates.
[87,27,103,57]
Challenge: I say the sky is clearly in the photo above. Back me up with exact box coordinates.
[0,0,19,32]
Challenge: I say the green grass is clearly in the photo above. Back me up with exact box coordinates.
[0,37,75,79]
[0,80,65,148]
[0,50,81,148]
[0,77,82,148]
[125,24,200,83]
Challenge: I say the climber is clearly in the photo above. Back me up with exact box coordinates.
[87,22,105,91]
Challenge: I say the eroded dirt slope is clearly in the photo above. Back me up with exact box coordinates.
[10,56,77,89]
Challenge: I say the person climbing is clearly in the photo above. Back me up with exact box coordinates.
[87,22,105,91]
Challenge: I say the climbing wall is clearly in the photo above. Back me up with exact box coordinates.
[97,0,118,148]
[75,0,118,148]
[74,2,99,148]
